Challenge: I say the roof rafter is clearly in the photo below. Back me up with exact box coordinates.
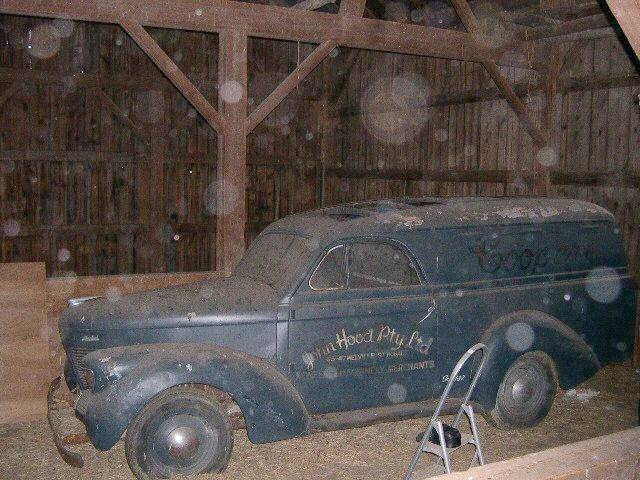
[0,0,488,63]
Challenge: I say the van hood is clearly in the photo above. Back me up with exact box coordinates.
[59,275,281,335]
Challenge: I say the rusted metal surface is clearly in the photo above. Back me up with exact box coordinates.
[62,433,90,445]
[47,377,83,468]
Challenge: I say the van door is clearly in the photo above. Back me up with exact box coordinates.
[287,240,439,414]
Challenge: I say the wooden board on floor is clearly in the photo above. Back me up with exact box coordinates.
[419,427,640,480]
[0,262,48,424]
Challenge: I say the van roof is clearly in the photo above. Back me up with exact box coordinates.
[263,197,614,241]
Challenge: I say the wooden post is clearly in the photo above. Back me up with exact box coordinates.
[216,29,248,273]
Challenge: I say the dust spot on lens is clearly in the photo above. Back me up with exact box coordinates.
[360,74,429,144]
[536,146,558,167]
[323,366,337,380]
[219,80,243,104]
[2,219,20,237]
[506,322,534,352]
[387,383,407,404]
[586,266,621,304]
[57,248,71,263]
[26,24,61,59]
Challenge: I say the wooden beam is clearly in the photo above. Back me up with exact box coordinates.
[97,89,150,145]
[117,12,225,133]
[0,0,486,63]
[246,40,338,135]
[525,14,612,40]
[449,0,548,148]
[605,0,640,58]
[216,29,248,273]
[329,72,640,119]
[326,166,640,189]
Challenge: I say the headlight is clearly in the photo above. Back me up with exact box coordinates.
[82,369,95,390]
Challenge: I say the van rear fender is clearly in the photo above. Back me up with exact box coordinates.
[473,311,601,409]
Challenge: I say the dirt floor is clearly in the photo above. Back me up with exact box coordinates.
[1,362,638,480]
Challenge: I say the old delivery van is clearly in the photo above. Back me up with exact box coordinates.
[53,196,637,479]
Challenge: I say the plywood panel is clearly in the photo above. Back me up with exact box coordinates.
[0,262,47,423]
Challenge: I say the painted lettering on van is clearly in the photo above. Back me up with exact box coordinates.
[304,324,433,369]
[470,239,595,274]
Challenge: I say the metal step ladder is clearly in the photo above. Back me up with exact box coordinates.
[406,343,488,479]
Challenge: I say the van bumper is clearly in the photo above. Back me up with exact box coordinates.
[47,376,85,468]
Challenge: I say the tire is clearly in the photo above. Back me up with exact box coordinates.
[487,351,557,430]
[125,385,233,480]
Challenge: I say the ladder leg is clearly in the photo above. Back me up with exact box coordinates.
[436,421,452,474]
[405,426,431,480]
[466,405,485,466]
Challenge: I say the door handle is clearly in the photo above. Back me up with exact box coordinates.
[419,299,436,323]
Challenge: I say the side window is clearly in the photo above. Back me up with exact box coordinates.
[348,242,420,289]
[309,246,346,290]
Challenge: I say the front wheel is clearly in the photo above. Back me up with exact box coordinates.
[125,385,233,479]
[487,351,557,430]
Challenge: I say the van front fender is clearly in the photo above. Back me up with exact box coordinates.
[473,311,601,410]
[79,343,309,450]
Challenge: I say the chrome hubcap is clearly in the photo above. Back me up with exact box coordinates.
[512,378,534,403]
[167,426,200,460]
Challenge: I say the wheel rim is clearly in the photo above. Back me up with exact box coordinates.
[504,364,548,417]
[147,413,218,476]
[167,426,201,460]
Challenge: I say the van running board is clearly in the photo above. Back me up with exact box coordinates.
[308,397,483,433]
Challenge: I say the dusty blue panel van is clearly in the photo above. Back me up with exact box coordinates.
[51,197,637,479]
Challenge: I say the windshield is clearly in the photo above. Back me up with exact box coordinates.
[234,233,317,294]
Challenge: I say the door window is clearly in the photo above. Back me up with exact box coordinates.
[309,245,346,290]
[348,242,420,288]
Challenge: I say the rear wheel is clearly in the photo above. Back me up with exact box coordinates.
[488,351,557,430]
[125,385,233,479]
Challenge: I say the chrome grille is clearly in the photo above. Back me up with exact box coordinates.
[69,347,94,389]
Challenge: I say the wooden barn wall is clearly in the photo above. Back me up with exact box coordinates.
[322,37,640,276]
[246,39,326,244]
[0,17,325,277]
[0,16,220,277]
[1,15,639,279]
